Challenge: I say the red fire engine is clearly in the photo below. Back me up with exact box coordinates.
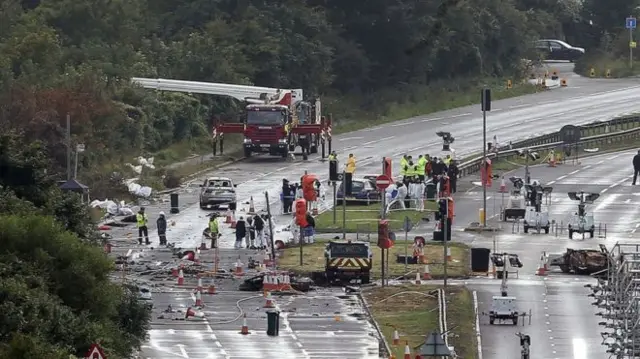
[132,78,332,159]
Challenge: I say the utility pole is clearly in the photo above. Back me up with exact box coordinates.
[481,89,491,227]
[443,198,449,288]
[342,171,347,240]
[264,191,277,270]
[66,114,71,180]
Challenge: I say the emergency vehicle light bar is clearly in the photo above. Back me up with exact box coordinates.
[131,77,303,104]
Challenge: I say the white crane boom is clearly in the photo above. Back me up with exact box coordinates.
[131,77,303,105]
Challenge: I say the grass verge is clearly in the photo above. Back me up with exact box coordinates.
[574,55,640,78]
[364,285,477,359]
[315,202,437,233]
[277,240,470,279]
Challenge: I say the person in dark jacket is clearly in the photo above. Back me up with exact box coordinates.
[447,161,459,193]
[633,150,640,185]
[245,216,256,249]
[282,179,293,214]
[253,214,265,249]
[234,216,247,249]
[304,212,316,243]
[157,212,167,245]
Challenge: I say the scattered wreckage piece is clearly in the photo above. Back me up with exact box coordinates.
[548,247,608,276]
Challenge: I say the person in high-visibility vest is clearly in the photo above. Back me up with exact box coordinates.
[328,151,337,161]
[345,153,356,174]
[136,207,150,245]
[417,155,427,182]
[208,214,220,248]
[400,154,408,178]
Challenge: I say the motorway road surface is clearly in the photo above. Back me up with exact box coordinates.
[463,150,640,359]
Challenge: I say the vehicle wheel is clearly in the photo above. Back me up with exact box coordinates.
[559,264,570,273]
[244,148,252,158]
[523,226,528,234]
[544,227,550,234]
[569,230,573,239]
[497,271,504,279]
[589,230,594,238]
[512,316,518,325]
[361,273,370,284]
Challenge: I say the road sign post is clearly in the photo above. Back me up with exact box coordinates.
[627,16,637,68]
[403,216,412,271]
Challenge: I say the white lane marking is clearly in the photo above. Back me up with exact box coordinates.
[448,112,471,118]
[626,199,632,203]
[597,160,604,164]
[338,137,363,141]
[632,223,640,234]
[421,116,444,123]
[492,108,503,112]
[362,136,395,146]
[390,121,416,127]
[176,344,189,358]
[569,170,580,175]
[509,104,528,109]
[583,165,592,169]
[547,180,556,185]
[601,188,608,193]
[556,175,567,181]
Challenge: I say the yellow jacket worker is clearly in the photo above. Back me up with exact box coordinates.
[346,154,356,173]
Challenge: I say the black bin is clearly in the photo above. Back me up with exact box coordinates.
[471,248,491,272]
[170,193,180,214]
[266,310,280,336]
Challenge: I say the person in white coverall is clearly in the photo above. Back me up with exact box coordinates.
[395,183,408,209]
[412,180,425,211]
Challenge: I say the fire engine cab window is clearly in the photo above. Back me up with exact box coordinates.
[247,110,284,125]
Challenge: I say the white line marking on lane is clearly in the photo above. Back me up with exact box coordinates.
[361,136,395,146]
[390,121,415,127]
[338,137,363,141]
[421,117,443,123]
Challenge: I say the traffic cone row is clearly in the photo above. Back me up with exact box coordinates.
[446,247,452,262]
[414,271,421,285]
[194,249,200,263]
[248,196,255,214]
[536,252,548,276]
[239,314,250,335]
[392,329,400,345]
[403,341,411,359]
[177,269,184,285]
[207,283,217,294]
[196,277,203,292]
[195,290,203,307]
[548,152,556,167]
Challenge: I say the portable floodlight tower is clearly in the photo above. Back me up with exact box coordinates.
[567,191,599,239]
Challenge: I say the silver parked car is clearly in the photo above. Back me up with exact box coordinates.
[199,176,237,210]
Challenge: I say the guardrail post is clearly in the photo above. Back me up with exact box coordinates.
[604,223,607,239]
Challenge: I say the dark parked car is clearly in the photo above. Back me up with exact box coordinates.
[336,177,382,205]
[535,39,585,62]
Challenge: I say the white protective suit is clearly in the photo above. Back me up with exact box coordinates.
[412,182,425,211]
[395,184,408,209]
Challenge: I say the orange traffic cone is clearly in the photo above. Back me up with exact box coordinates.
[230,216,237,228]
[264,292,275,308]
[446,247,452,262]
[177,269,184,285]
[239,314,250,335]
[536,260,547,276]
[195,290,203,307]
[422,265,432,280]
[235,261,244,276]
[196,277,203,292]
[225,210,232,224]
[403,341,411,359]
[207,284,216,294]
[249,196,256,214]
[499,177,507,193]
[194,249,200,263]
[172,267,178,277]
[548,152,556,167]
[415,271,421,285]
[392,329,400,345]
[185,307,196,319]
